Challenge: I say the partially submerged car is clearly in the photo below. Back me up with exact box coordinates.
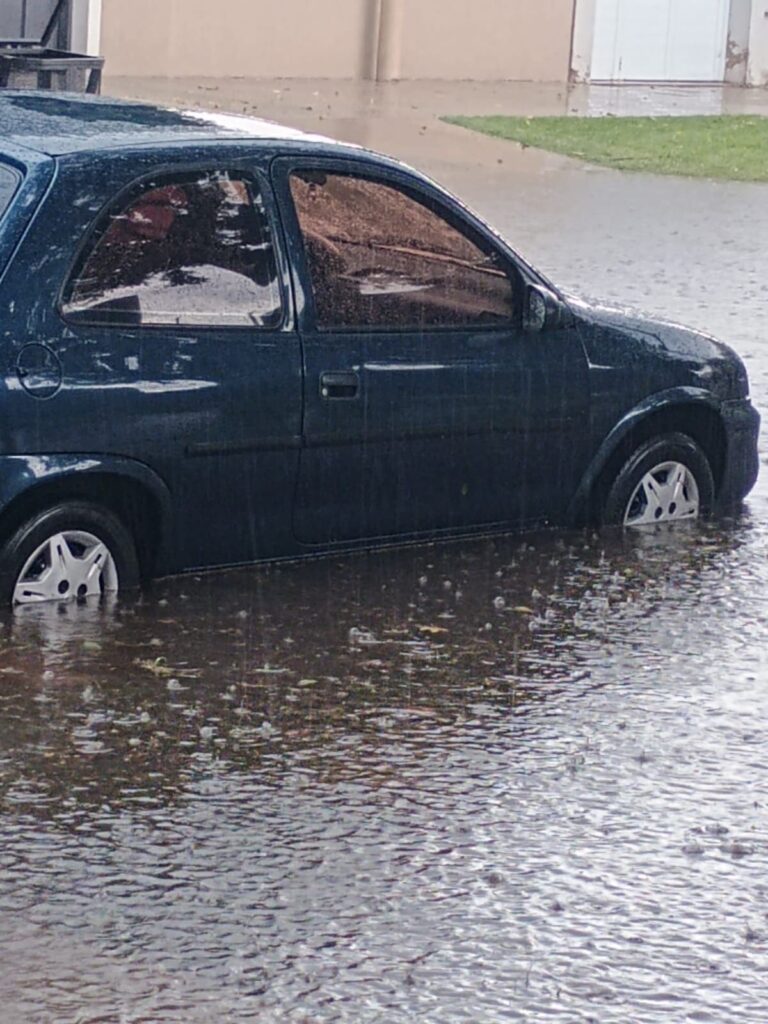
[0,92,759,607]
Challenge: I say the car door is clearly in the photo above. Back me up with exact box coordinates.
[2,151,302,572]
[272,156,590,546]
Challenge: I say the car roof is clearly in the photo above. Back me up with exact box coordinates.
[0,90,364,159]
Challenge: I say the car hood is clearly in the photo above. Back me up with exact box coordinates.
[565,294,750,399]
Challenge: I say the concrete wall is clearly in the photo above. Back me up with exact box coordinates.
[747,1,768,85]
[101,0,378,79]
[570,0,596,81]
[98,0,768,86]
[725,0,752,84]
[398,0,576,81]
[101,0,576,81]
[70,0,102,55]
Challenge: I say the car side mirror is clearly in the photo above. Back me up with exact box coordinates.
[523,284,572,333]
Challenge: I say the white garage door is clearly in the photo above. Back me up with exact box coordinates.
[591,0,730,82]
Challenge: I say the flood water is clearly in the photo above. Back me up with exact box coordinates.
[1,494,767,1022]
[3,106,768,1020]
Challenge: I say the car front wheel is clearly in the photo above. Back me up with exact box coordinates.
[0,501,140,608]
[602,433,715,527]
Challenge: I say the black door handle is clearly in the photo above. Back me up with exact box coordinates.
[320,371,359,399]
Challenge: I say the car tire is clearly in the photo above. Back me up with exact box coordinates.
[0,501,140,608]
[602,433,715,528]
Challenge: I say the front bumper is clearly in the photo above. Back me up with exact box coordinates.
[718,398,761,509]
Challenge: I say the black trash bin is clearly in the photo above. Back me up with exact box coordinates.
[0,0,103,93]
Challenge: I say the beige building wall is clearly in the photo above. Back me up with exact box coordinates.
[101,0,377,79]
[101,0,575,81]
[399,0,575,81]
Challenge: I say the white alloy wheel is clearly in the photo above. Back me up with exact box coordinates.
[13,530,119,605]
[623,460,700,527]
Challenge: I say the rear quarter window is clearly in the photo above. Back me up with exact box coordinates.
[0,163,21,220]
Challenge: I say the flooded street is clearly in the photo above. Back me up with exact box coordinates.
[2,82,768,1021]
[2,512,768,1022]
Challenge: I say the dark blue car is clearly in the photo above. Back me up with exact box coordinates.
[0,91,759,607]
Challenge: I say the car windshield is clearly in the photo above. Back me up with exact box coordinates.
[0,162,20,220]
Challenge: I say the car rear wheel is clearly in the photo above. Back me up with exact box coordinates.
[602,433,715,528]
[0,501,140,608]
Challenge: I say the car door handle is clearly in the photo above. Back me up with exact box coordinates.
[320,371,360,399]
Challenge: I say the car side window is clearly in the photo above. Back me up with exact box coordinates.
[0,163,20,220]
[62,171,282,328]
[289,170,516,330]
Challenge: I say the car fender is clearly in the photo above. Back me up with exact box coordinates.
[567,386,723,523]
[0,452,172,538]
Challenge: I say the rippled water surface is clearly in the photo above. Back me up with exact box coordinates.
[2,115,768,1020]
[2,502,767,1022]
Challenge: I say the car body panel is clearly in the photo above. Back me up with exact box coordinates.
[718,399,761,505]
[0,142,55,283]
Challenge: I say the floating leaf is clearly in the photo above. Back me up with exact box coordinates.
[134,657,199,679]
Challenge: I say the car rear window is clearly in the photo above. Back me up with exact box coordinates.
[0,163,20,220]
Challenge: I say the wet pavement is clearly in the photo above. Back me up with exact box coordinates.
[106,76,768,124]
[104,76,768,188]
[2,80,768,1022]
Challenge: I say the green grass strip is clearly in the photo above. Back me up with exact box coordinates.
[444,115,768,182]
